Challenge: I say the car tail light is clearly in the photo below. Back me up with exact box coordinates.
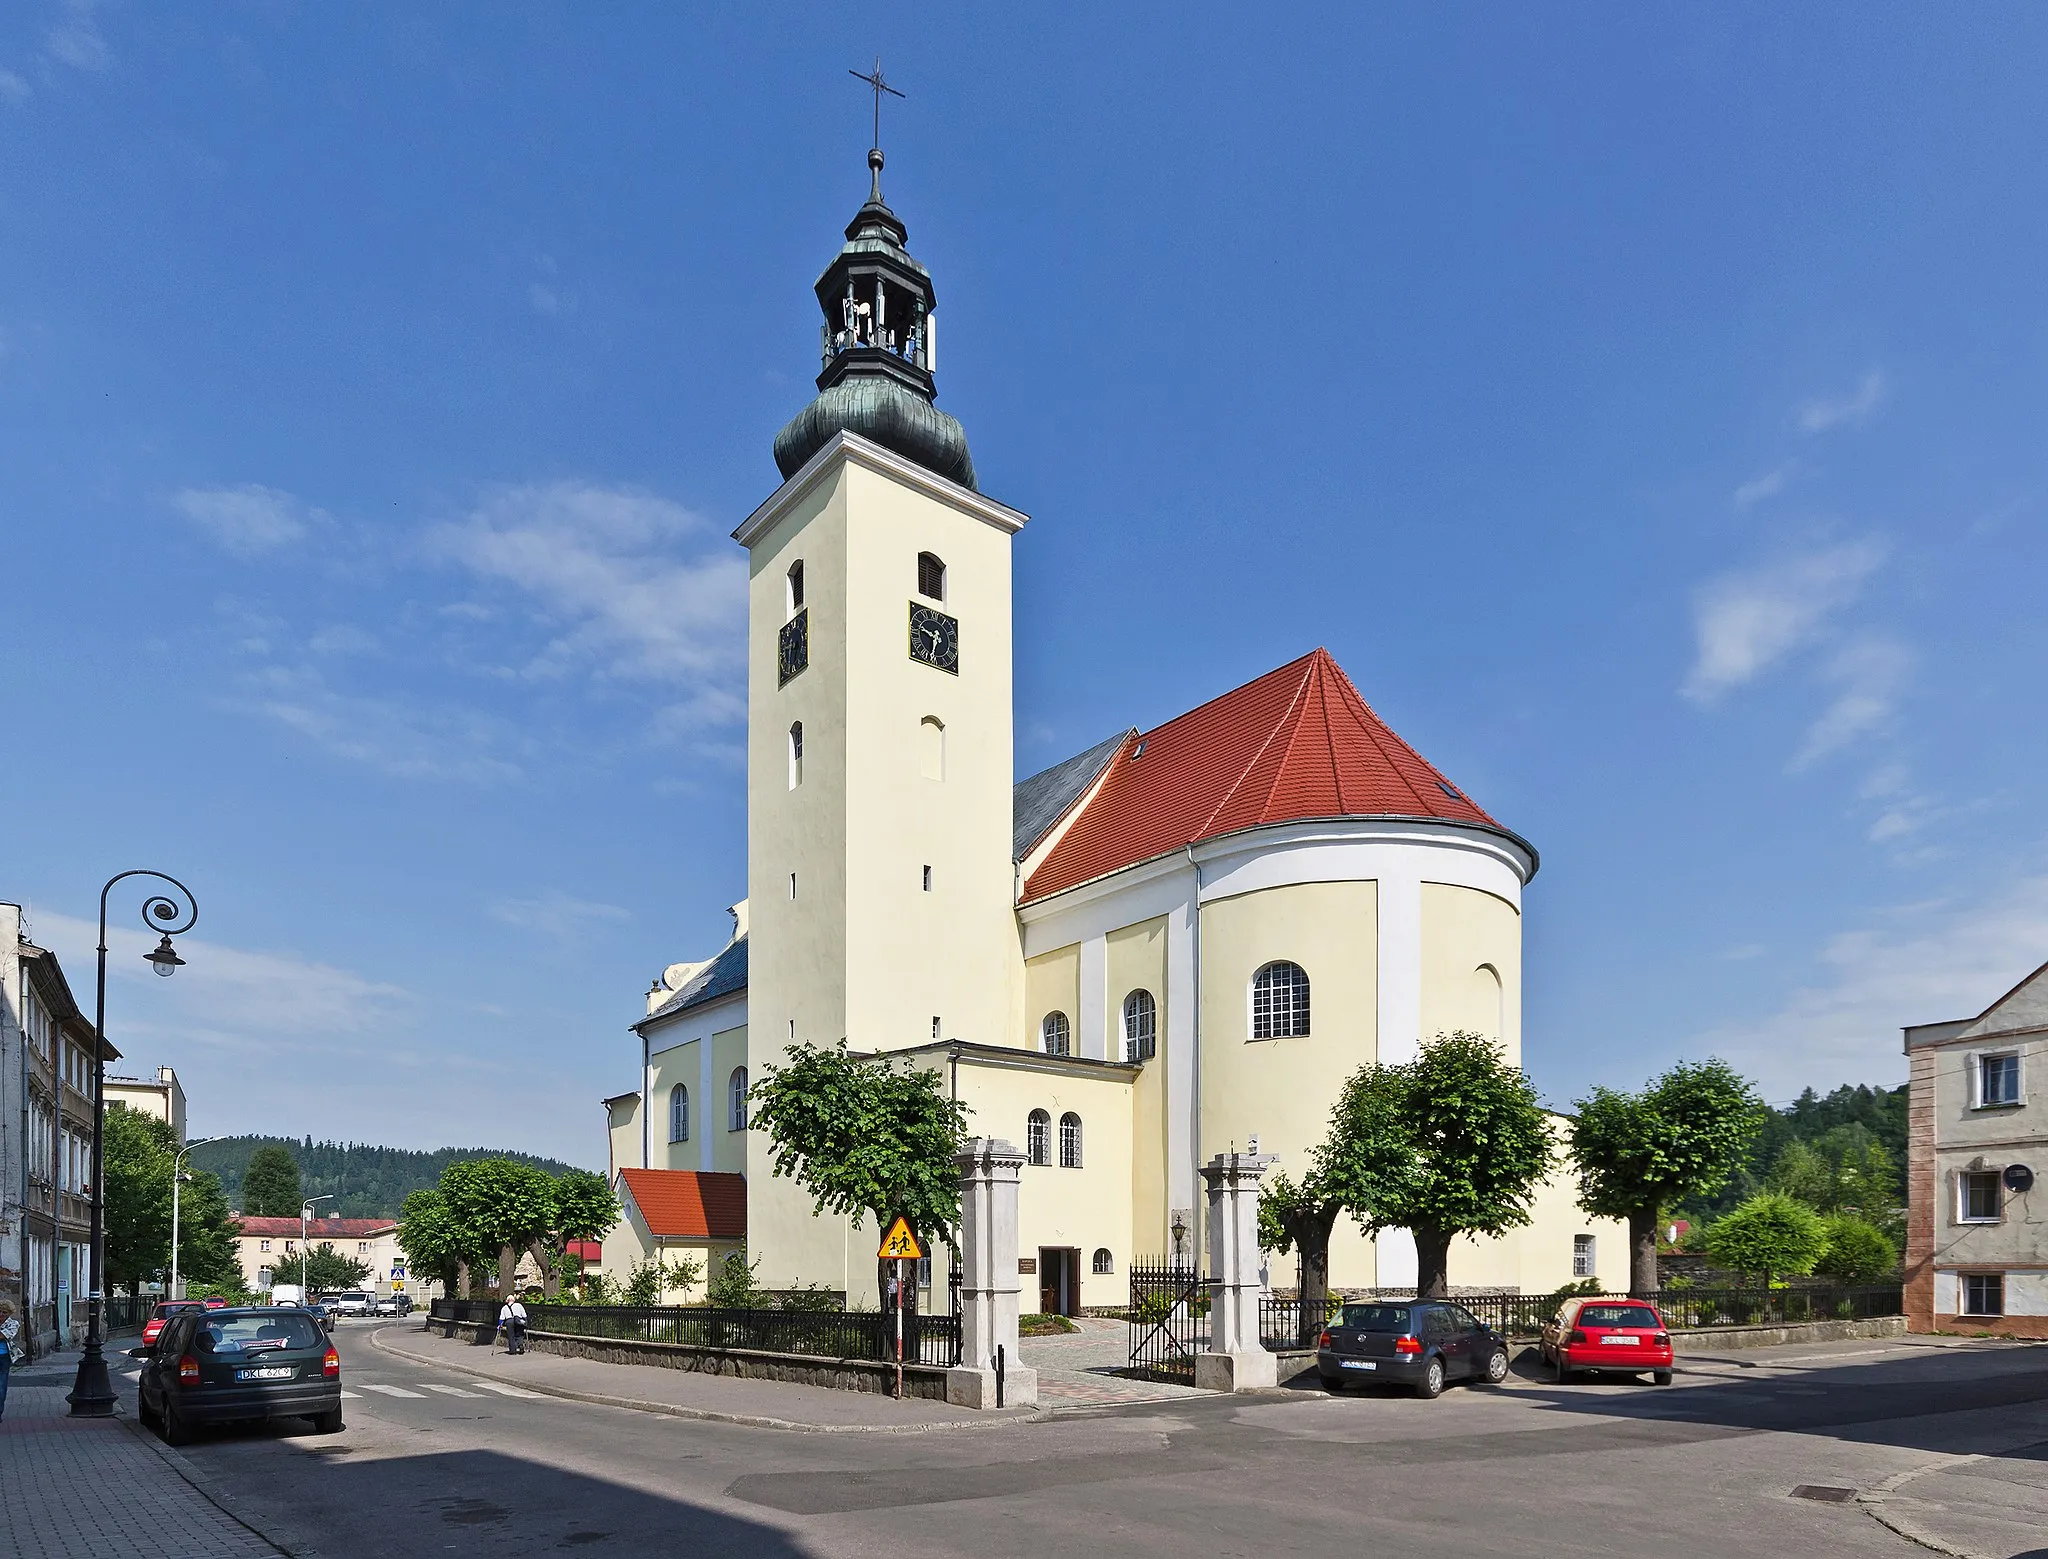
[1395,1335,1422,1355]
[178,1354,200,1385]
[1653,1333,1670,1347]
[1568,1328,1588,1344]
[322,1347,340,1379]
[1317,1330,1331,1349]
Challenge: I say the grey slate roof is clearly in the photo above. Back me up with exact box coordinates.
[1012,732,1131,862]
[639,936,748,1028]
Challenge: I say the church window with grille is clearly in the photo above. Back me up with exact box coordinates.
[1123,990,1157,1062]
[1059,1112,1083,1168]
[1251,961,1311,1039]
[669,1084,690,1143]
[1026,1109,1051,1165]
[1041,1011,1070,1056]
[729,1067,749,1132]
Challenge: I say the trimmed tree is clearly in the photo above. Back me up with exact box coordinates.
[1703,1192,1828,1286]
[295,1242,372,1293]
[524,1169,620,1299]
[440,1157,559,1296]
[1815,1214,1898,1284]
[1322,1032,1555,1300]
[396,1188,474,1297]
[1567,1059,1766,1297]
[1258,1168,1345,1346]
[104,1105,174,1302]
[240,1144,303,1217]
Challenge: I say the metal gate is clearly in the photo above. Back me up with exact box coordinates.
[1127,1260,1207,1383]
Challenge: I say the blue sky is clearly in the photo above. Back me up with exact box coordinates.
[5,5,2046,1166]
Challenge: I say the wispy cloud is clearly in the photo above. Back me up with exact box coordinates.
[0,68,30,104]
[1732,464,1792,507]
[1795,369,1887,435]
[235,664,524,783]
[1793,635,1911,770]
[176,484,323,556]
[1682,540,1887,702]
[43,0,109,71]
[487,889,630,940]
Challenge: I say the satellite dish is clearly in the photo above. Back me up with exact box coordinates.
[2004,1164,2035,1194]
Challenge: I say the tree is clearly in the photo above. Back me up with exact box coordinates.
[1567,1059,1766,1297]
[294,1242,372,1293]
[440,1157,559,1296]
[241,1144,303,1217]
[104,1106,174,1301]
[173,1165,245,1291]
[1321,1032,1555,1300]
[527,1169,620,1299]
[1815,1214,1898,1284]
[1258,1169,1345,1346]
[396,1188,477,1296]
[1703,1192,1828,1285]
[748,1040,972,1259]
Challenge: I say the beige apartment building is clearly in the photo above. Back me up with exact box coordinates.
[602,152,1626,1313]
[1905,958,2048,1337]
[105,1065,187,1144]
[234,1215,406,1298]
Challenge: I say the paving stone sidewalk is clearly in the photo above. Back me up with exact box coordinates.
[1017,1317,1219,1408]
[0,1356,281,1559]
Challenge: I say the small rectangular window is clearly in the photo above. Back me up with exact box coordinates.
[1962,1273,2004,1317]
[922,864,931,891]
[1960,1171,2002,1223]
[1572,1234,1596,1278]
[1979,1053,2022,1107]
[931,1016,941,1039]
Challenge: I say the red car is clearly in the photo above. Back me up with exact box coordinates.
[141,1300,208,1350]
[1539,1297,1674,1384]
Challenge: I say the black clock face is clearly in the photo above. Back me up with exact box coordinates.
[778,609,809,686]
[908,602,959,674]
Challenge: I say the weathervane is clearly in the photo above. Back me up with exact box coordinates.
[849,56,905,154]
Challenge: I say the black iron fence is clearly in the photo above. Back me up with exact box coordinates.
[430,1299,962,1369]
[1126,1260,1208,1383]
[105,1294,148,1332]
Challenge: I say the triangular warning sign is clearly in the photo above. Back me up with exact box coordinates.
[877,1216,923,1261]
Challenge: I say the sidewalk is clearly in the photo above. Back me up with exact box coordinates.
[1858,1419,2048,1558]
[1017,1317,1218,1408]
[0,1355,281,1559]
[373,1323,1039,1432]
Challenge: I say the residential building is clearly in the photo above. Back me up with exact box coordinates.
[600,148,1627,1312]
[0,902,115,1359]
[233,1215,407,1299]
[599,1168,747,1302]
[105,1065,186,1144]
[1905,958,2048,1336]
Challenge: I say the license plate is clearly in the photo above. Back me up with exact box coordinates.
[1340,1360,1376,1371]
[235,1366,295,1380]
[1599,1335,1641,1346]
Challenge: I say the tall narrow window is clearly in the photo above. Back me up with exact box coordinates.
[786,560,805,618]
[1251,961,1312,1039]
[1026,1109,1051,1165]
[728,1067,749,1132]
[669,1084,690,1143]
[1041,1011,1071,1057]
[919,716,945,781]
[916,551,946,601]
[1059,1112,1083,1168]
[1123,990,1157,1062]
[922,865,932,892]
[788,722,804,789]
[1572,1234,1595,1278]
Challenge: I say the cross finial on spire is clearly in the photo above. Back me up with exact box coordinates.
[849,57,905,199]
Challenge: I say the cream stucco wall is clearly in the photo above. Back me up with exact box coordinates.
[1024,943,1080,1055]
[1419,881,1522,1063]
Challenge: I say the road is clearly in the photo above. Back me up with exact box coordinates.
[110,1325,2048,1559]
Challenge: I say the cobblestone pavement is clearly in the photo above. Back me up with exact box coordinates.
[1018,1317,1218,1407]
[0,1355,281,1558]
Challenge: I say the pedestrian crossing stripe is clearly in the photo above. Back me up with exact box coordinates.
[424,1384,485,1398]
[359,1383,426,1398]
[340,1390,360,1399]
[475,1382,545,1398]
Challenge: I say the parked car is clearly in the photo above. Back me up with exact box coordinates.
[136,1306,342,1445]
[1538,1297,1674,1385]
[374,1293,412,1317]
[140,1300,207,1351]
[303,1301,334,1333]
[327,1291,375,1319]
[1318,1300,1511,1399]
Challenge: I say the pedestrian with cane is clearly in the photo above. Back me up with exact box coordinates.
[498,1292,527,1356]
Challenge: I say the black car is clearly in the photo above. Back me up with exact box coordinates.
[137,1305,343,1444]
[1317,1300,1511,1398]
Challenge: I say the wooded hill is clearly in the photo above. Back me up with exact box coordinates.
[1676,1081,1909,1225]
[188,1137,585,1219]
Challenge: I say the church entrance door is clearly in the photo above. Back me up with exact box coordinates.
[1037,1248,1078,1317]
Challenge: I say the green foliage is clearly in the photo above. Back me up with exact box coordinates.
[395,1188,475,1293]
[441,1157,559,1273]
[1678,1082,1910,1225]
[239,1144,304,1217]
[623,1252,705,1306]
[1816,1214,1899,1283]
[748,1040,972,1247]
[191,1136,583,1219]
[1569,1060,1765,1223]
[397,1160,622,1299]
[1765,1127,1900,1232]
[103,1106,243,1296]
[705,1246,764,1308]
[291,1241,372,1292]
[1703,1192,1829,1284]
[1018,1313,1080,1335]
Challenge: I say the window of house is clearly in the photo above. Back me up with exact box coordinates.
[1962,1273,2005,1317]
[1960,1171,2002,1223]
[917,1255,932,1289]
[1092,1248,1114,1276]
[1041,1011,1070,1056]
[788,722,804,789]
[1251,961,1311,1039]
[920,716,945,781]
[259,1240,271,1254]
[916,551,946,601]
[1572,1234,1596,1278]
[670,1083,690,1143]
[1059,1112,1083,1168]
[1978,1052,2022,1107]
[284,1241,296,1254]
[1026,1109,1051,1166]
[728,1067,749,1132]
[1123,990,1157,1062]
[786,560,804,618]
[358,1242,370,1254]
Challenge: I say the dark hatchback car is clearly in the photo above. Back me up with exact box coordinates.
[1318,1300,1511,1398]
[137,1306,342,1444]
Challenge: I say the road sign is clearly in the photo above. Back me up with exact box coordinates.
[877,1216,923,1261]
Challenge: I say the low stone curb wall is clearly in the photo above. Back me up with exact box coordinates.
[424,1314,952,1400]
[1667,1315,1905,1351]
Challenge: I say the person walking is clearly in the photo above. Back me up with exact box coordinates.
[497,1294,527,1356]
[0,1306,18,1421]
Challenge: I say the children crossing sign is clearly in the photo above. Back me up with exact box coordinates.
[878,1216,923,1261]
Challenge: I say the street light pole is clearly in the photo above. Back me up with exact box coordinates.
[170,1135,222,1301]
[69,870,196,1418]
[301,1196,334,1296]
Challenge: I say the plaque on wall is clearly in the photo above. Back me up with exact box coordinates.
[1018,1257,1037,1275]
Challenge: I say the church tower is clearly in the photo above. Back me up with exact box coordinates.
[733,143,1027,1288]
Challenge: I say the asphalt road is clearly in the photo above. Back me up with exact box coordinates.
[113,1327,2048,1559]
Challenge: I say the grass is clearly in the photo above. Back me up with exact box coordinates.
[1018,1313,1080,1335]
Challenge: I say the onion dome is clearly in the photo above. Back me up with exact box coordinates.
[772,148,976,490]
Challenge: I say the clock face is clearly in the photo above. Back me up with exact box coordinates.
[908,602,959,674]
[778,609,809,686]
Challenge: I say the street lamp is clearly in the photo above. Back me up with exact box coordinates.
[170,1135,222,1301]
[301,1196,335,1297]
[68,870,197,1419]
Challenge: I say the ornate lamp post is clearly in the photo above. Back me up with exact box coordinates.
[68,870,197,1418]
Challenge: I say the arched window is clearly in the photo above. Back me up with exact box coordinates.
[788,722,804,789]
[728,1066,748,1132]
[1251,961,1311,1039]
[916,551,946,601]
[1059,1112,1083,1168]
[1041,1011,1070,1056]
[785,560,804,618]
[1026,1109,1051,1165]
[1123,989,1157,1062]
[1092,1248,1114,1275]
[919,716,945,781]
[1473,963,1503,1039]
[668,1083,690,1143]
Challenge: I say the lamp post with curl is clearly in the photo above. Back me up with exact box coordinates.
[68,870,196,1418]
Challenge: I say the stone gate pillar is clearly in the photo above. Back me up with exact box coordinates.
[1195,1150,1278,1392]
[947,1136,1038,1408]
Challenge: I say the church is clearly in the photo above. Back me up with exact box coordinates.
[601,143,1623,1314]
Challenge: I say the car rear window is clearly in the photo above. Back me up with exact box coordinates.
[1578,1304,1661,1328]
[1337,1304,1416,1332]
[198,1314,325,1353]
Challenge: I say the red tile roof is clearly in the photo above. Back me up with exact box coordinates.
[235,1216,396,1238]
[617,1169,747,1240]
[1023,648,1516,901]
